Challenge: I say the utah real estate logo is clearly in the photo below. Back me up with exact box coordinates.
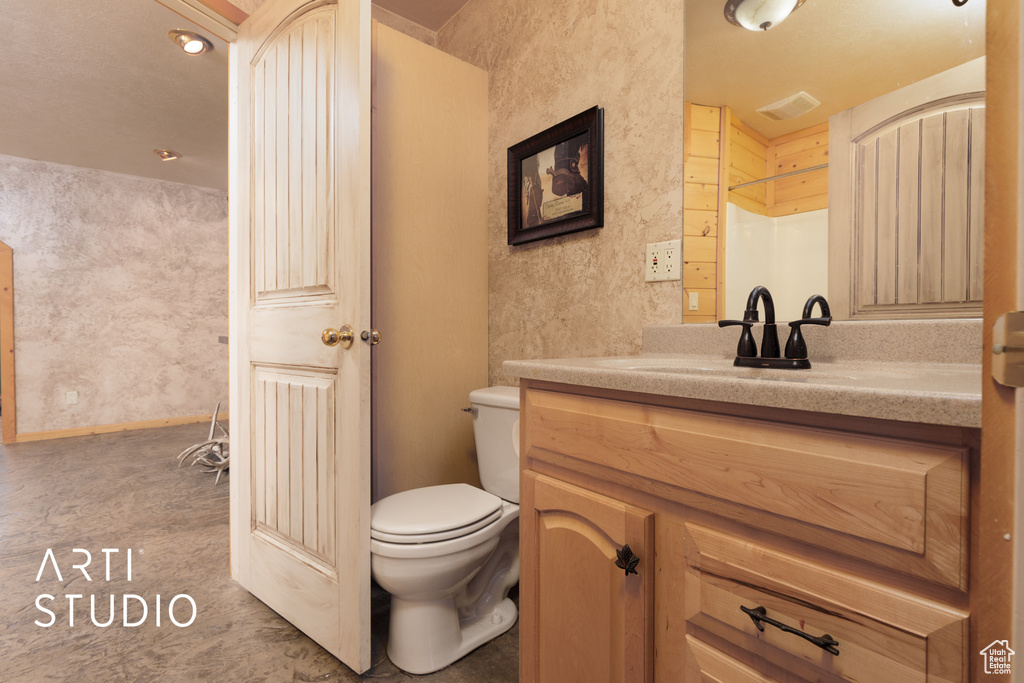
[980,640,1015,675]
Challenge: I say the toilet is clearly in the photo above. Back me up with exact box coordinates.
[370,386,521,675]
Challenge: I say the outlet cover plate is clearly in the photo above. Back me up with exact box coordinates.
[646,239,682,282]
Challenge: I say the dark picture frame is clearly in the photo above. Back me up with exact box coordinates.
[507,106,604,245]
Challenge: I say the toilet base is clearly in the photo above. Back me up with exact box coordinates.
[386,596,518,675]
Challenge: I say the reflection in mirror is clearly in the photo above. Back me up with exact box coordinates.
[683,0,985,322]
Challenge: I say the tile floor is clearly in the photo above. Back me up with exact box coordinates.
[0,423,519,682]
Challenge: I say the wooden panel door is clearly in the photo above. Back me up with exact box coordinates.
[230,0,372,673]
[829,57,985,319]
[521,472,653,683]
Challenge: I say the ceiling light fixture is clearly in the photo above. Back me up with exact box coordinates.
[154,149,182,162]
[168,29,213,56]
[724,0,806,31]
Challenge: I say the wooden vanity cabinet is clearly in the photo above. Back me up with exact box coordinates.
[518,380,975,683]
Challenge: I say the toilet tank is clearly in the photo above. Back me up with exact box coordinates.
[469,386,520,503]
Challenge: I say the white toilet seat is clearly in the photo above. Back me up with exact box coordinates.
[371,483,505,545]
[371,507,503,544]
[371,502,518,560]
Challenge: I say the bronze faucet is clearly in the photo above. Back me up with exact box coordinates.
[719,288,831,369]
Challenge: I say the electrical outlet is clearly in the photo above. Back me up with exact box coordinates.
[66,391,78,405]
[662,239,681,280]
[645,239,682,282]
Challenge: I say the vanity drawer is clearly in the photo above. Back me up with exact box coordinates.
[523,388,969,589]
[682,525,968,682]
[685,635,780,682]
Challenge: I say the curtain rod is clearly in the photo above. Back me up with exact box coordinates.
[728,163,828,191]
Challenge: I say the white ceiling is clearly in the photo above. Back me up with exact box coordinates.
[0,0,231,190]
[685,0,986,139]
[0,1,986,192]
[0,0,469,192]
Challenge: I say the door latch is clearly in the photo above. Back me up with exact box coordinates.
[992,312,1024,387]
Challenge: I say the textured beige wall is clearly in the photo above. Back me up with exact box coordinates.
[0,155,229,434]
[438,0,685,385]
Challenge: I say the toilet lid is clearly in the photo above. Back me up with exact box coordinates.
[370,483,503,543]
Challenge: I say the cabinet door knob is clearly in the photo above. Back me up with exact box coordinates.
[740,605,840,656]
[614,544,639,576]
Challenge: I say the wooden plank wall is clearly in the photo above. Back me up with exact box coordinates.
[683,103,721,322]
[768,123,829,216]
[727,118,828,218]
[683,103,828,323]
[726,117,769,215]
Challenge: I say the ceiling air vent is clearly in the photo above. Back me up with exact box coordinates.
[756,91,821,121]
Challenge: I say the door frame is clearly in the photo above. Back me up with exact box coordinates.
[152,0,246,40]
[0,240,16,444]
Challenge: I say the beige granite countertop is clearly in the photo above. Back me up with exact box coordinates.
[503,321,983,428]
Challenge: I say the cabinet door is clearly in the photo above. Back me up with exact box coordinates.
[521,472,653,683]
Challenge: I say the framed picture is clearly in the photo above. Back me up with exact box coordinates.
[507,106,604,245]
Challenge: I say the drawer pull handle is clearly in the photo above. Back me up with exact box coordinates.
[614,544,639,576]
[740,605,840,656]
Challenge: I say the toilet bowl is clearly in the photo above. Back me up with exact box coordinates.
[370,386,521,675]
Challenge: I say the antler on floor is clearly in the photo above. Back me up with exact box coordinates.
[176,403,230,485]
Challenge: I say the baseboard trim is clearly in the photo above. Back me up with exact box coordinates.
[15,413,230,443]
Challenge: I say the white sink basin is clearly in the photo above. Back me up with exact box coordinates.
[594,357,736,372]
[593,357,857,381]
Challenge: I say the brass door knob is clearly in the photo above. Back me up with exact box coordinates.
[361,329,382,345]
[322,324,354,348]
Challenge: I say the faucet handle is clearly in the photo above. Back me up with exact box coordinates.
[784,317,831,359]
[718,319,758,358]
[800,294,831,320]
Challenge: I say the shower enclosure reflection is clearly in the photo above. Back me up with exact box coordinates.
[683,0,985,322]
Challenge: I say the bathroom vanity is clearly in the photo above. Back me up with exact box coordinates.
[506,321,981,682]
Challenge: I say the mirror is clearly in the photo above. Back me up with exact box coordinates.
[683,0,985,322]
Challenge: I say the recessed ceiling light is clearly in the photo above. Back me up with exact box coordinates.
[154,149,182,162]
[168,29,213,56]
